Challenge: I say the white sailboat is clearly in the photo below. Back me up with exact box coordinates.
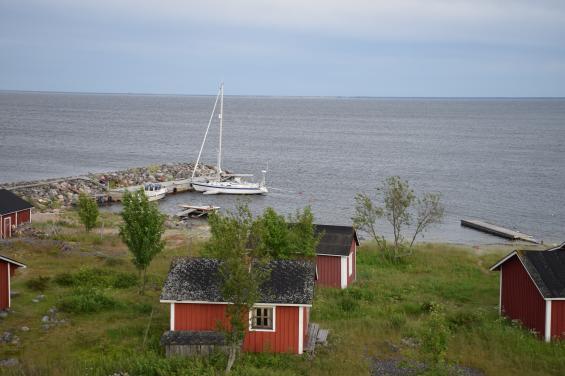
[191,83,268,195]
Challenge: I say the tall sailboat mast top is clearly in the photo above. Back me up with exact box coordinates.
[190,83,222,180]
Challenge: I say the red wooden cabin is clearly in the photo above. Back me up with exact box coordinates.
[0,189,33,239]
[490,242,565,342]
[0,255,27,310]
[160,258,315,354]
[314,225,359,289]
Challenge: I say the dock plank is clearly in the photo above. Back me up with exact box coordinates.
[461,219,539,243]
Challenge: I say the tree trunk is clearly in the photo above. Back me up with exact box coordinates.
[225,344,238,374]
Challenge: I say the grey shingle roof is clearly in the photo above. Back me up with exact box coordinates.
[491,246,565,299]
[160,257,315,305]
[315,224,359,256]
[520,249,565,299]
[0,189,33,215]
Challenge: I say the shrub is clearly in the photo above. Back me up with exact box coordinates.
[420,305,450,368]
[54,268,138,289]
[447,310,482,330]
[77,193,99,232]
[25,275,51,292]
[57,287,118,314]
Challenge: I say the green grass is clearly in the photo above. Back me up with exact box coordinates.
[0,212,564,375]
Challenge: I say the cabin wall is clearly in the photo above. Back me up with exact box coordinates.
[173,303,302,354]
[0,262,9,310]
[501,256,546,337]
[244,306,299,353]
[551,300,565,339]
[174,303,227,331]
[316,255,341,288]
[16,209,31,225]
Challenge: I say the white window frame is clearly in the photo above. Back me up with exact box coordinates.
[249,305,276,332]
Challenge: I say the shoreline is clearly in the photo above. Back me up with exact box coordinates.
[0,162,218,210]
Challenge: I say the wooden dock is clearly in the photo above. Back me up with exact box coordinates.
[460,219,539,244]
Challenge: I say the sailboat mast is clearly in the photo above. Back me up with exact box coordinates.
[217,82,224,175]
[191,86,221,180]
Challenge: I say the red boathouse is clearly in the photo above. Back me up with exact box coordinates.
[314,225,359,289]
[160,258,315,354]
[0,255,27,310]
[0,189,33,239]
[490,242,565,342]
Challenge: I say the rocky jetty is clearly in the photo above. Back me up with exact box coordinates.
[1,162,218,209]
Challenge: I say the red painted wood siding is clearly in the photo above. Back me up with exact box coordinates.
[0,262,9,310]
[501,256,546,337]
[316,255,341,288]
[173,303,301,353]
[244,306,299,353]
[174,303,227,331]
[16,209,31,225]
[551,301,565,339]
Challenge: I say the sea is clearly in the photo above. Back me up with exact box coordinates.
[1,91,564,245]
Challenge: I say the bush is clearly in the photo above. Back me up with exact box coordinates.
[447,310,482,330]
[25,276,51,292]
[54,267,138,289]
[57,287,118,314]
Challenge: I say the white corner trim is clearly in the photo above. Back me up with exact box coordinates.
[348,252,353,276]
[7,263,10,308]
[248,305,276,332]
[340,256,347,289]
[298,306,304,354]
[545,300,552,342]
[170,303,175,331]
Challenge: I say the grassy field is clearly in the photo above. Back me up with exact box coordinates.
[0,211,564,375]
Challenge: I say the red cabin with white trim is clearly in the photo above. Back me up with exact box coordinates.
[490,242,565,342]
[0,255,27,310]
[160,258,315,354]
[314,225,359,289]
[0,189,33,239]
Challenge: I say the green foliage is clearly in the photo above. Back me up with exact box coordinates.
[420,304,450,368]
[252,206,320,258]
[119,189,166,293]
[352,176,444,258]
[77,193,99,232]
[57,287,118,314]
[25,275,51,292]
[53,267,138,289]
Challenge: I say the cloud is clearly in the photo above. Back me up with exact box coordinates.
[25,0,565,46]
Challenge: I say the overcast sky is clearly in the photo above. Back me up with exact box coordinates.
[1,0,565,96]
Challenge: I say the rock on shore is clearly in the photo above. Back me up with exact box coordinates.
[1,162,218,209]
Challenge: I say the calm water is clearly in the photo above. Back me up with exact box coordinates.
[1,91,564,245]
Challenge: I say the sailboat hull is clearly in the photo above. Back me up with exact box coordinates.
[191,182,267,195]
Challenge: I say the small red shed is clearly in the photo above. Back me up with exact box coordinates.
[0,255,27,310]
[490,242,565,342]
[314,224,359,289]
[160,258,315,354]
[0,189,33,239]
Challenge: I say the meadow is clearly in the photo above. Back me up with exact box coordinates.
[0,211,563,375]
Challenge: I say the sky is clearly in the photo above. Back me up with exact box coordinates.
[1,0,565,97]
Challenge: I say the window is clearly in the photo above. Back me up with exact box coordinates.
[250,306,275,331]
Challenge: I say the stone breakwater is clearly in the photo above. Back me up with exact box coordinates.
[1,162,218,209]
